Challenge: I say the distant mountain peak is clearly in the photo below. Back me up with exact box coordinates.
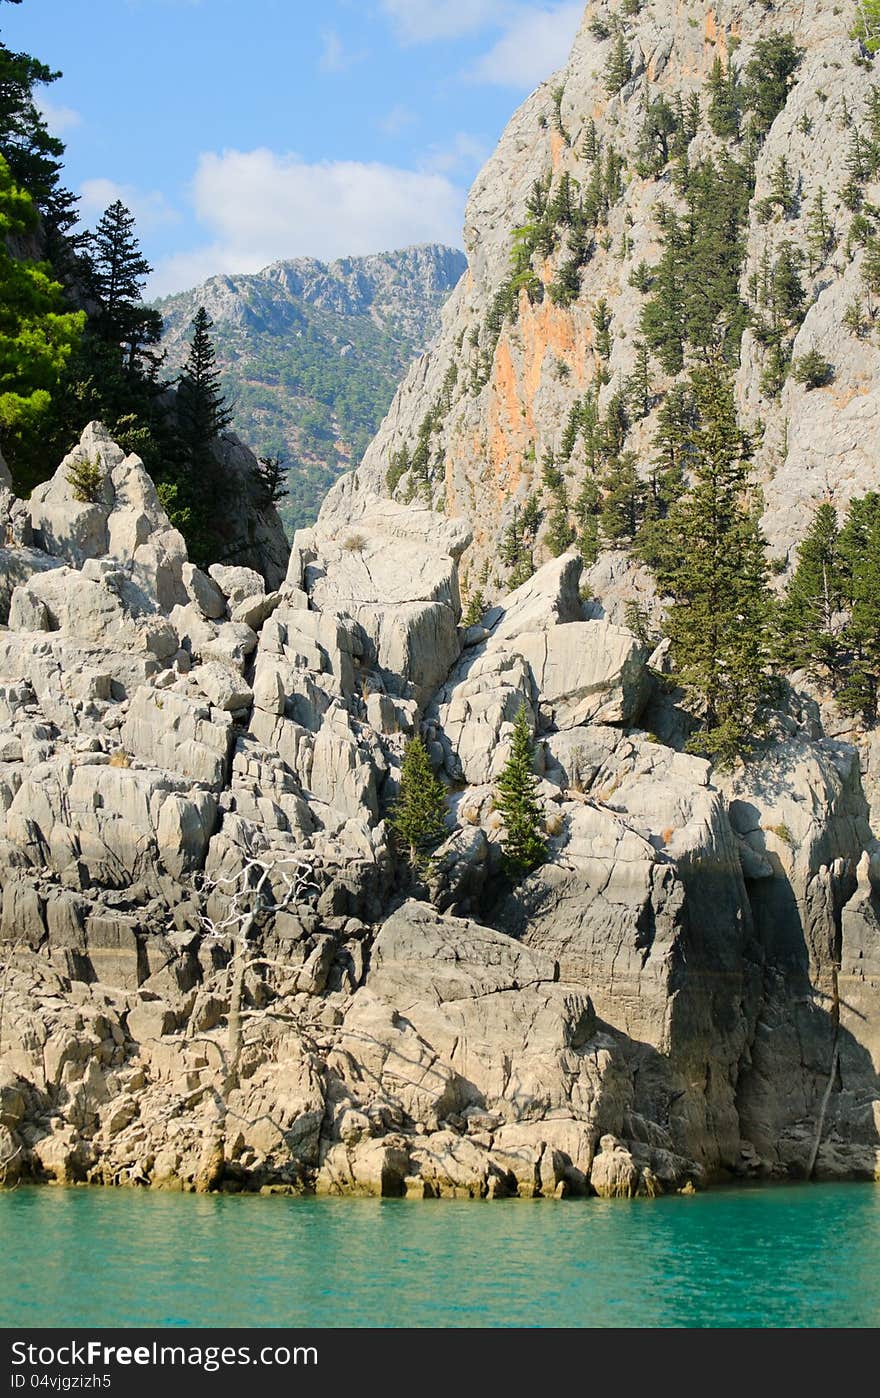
[156,243,466,536]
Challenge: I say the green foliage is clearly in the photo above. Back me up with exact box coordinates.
[843,297,869,337]
[706,56,741,139]
[157,250,463,535]
[853,2,880,53]
[390,736,448,870]
[0,156,84,487]
[779,493,880,721]
[741,35,803,138]
[604,31,632,96]
[652,359,773,766]
[750,242,807,399]
[592,298,613,359]
[791,350,833,389]
[0,27,78,256]
[629,260,653,293]
[777,503,846,680]
[837,495,880,718]
[494,704,547,877]
[254,453,288,507]
[626,339,652,420]
[156,306,235,566]
[600,452,642,546]
[806,187,835,272]
[87,201,163,375]
[545,502,575,557]
[574,477,600,564]
[703,34,801,145]
[550,85,570,145]
[65,456,102,503]
[462,590,486,628]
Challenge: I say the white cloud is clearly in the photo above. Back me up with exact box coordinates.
[381,0,508,43]
[79,178,180,234]
[319,27,367,73]
[420,132,490,176]
[468,2,581,87]
[149,148,466,297]
[36,97,82,134]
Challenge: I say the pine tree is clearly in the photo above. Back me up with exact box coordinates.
[806,187,835,272]
[742,35,802,138]
[390,736,448,869]
[177,306,234,456]
[592,298,613,359]
[600,452,642,545]
[545,502,575,556]
[777,503,845,679]
[770,156,795,216]
[706,55,741,139]
[838,494,880,719]
[604,30,632,96]
[656,358,773,765]
[0,30,78,255]
[626,339,652,419]
[641,213,686,374]
[255,454,288,507]
[495,704,547,877]
[87,200,163,375]
[575,477,601,564]
[0,156,84,487]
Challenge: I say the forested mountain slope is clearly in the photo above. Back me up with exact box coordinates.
[156,246,466,534]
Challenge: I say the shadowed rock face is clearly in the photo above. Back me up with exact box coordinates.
[2,4,880,1197]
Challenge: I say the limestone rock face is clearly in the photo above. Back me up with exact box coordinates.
[430,552,649,781]
[2,6,880,1200]
[314,3,875,622]
[297,503,471,703]
[29,423,189,611]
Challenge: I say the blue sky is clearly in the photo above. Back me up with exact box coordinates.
[1,0,584,295]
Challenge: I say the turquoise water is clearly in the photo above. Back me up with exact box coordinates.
[1,1183,879,1328]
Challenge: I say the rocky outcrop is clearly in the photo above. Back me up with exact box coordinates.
[2,7,880,1199]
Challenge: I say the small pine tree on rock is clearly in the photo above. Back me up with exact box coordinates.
[495,704,547,877]
[390,736,448,870]
[604,31,632,96]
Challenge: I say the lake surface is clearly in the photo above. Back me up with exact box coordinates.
[2,1183,879,1328]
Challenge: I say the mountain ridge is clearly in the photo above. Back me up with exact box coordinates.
[155,244,466,535]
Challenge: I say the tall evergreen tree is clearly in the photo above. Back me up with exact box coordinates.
[706,55,741,139]
[495,704,547,877]
[837,494,880,719]
[604,30,632,96]
[87,200,163,375]
[656,358,773,764]
[0,22,78,256]
[390,735,448,870]
[777,503,846,679]
[0,155,83,487]
[177,306,233,455]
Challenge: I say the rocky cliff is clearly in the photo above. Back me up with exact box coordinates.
[320,2,880,601]
[0,412,877,1195]
[1,1,879,1199]
[155,246,467,537]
